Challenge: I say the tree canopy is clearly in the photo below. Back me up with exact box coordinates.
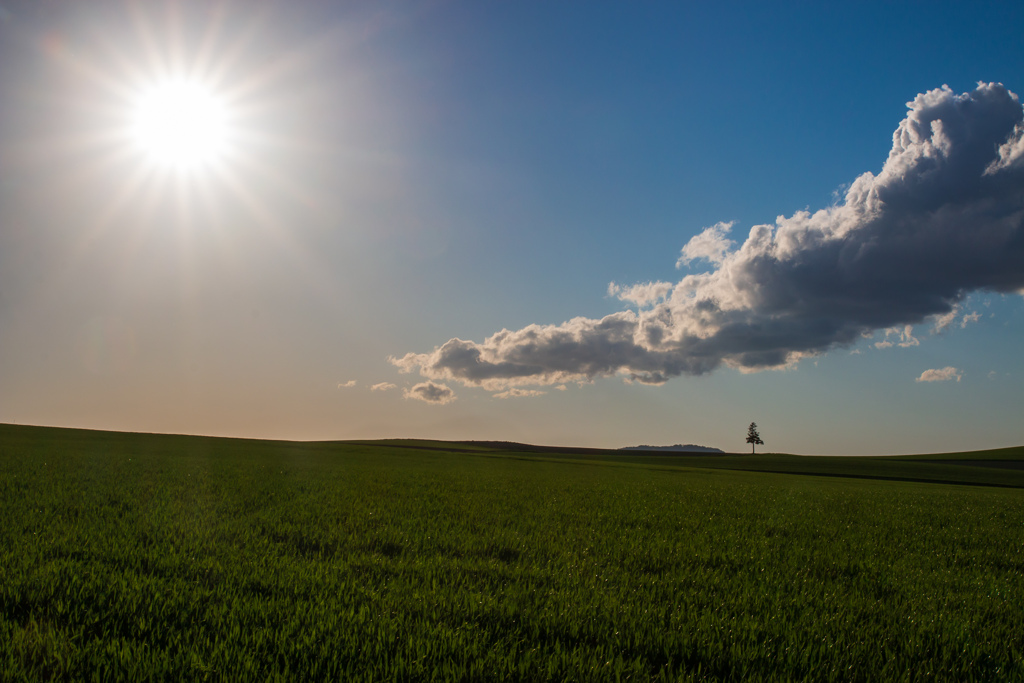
[746,422,764,454]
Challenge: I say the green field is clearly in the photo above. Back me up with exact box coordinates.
[1,424,1023,681]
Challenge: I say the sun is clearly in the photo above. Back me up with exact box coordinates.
[130,79,231,170]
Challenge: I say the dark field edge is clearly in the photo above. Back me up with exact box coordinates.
[413,450,1024,489]
[346,437,1024,461]
[339,438,1024,488]
[2,423,1023,489]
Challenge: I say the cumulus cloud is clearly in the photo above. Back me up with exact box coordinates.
[403,381,456,404]
[337,380,357,388]
[608,281,674,308]
[677,221,735,267]
[392,83,1024,391]
[370,382,397,391]
[916,367,962,382]
[986,121,1024,174]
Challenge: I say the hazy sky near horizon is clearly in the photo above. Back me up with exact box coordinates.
[1,1,1023,454]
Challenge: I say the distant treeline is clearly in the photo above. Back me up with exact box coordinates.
[621,444,724,453]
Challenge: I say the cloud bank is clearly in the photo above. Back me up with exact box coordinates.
[392,83,1024,392]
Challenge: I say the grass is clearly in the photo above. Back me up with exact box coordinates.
[1,423,1023,681]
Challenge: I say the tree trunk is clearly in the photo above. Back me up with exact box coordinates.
[752,444,755,454]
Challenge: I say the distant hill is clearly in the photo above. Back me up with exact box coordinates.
[621,444,725,454]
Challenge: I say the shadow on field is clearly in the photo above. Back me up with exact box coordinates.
[344,437,1024,489]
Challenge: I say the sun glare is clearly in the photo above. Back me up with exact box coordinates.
[130,80,230,169]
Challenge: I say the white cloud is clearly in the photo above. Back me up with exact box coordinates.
[931,305,959,332]
[608,281,673,308]
[985,121,1024,174]
[492,387,547,399]
[916,367,962,382]
[337,380,357,388]
[403,381,456,404]
[935,306,981,332]
[899,326,919,348]
[877,325,919,348]
[677,221,735,268]
[370,382,396,391]
[393,84,1024,391]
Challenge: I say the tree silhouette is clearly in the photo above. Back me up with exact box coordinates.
[746,422,764,454]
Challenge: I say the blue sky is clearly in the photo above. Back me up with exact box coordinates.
[0,1,1022,454]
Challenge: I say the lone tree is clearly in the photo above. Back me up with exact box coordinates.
[746,422,764,454]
